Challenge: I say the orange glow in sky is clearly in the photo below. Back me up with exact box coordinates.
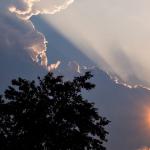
[138,147,150,150]
[142,105,150,130]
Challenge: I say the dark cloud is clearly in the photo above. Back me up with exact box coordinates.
[0,0,74,90]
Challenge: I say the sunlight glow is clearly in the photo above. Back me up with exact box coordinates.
[144,106,150,129]
[139,102,150,133]
[138,146,150,150]
[42,0,150,88]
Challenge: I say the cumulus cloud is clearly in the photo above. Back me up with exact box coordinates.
[0,0,74,73]
[9,0,74,20]
[48,60,61,71]
[43,0,150,88]
[0,9,48,70]
[68,61,81,73]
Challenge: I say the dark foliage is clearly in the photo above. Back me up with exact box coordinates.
[0,72,110,150]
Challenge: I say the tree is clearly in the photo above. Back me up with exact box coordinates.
[0,72,110,150]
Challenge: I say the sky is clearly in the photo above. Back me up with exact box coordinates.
[43,0,150,89]
[1,0,150,150]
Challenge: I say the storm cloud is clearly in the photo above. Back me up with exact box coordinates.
[0,0,74,72]
[0,0,74,90]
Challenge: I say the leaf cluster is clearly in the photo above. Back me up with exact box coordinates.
[0,72,110,150]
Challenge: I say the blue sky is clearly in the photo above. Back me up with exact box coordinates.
[1,0,150,150]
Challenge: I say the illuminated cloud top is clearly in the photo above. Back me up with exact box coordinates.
[0,0,74,72]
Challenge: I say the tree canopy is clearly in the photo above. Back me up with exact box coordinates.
[0,72,110,150]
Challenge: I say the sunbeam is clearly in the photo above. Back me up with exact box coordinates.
[42,0,150,88]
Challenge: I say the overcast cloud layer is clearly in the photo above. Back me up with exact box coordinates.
[43,0,150,89]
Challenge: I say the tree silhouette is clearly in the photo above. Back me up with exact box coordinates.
[0,72,110,150]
